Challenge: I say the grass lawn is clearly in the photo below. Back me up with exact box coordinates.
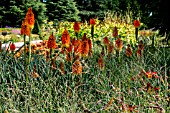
[0,41,169,112]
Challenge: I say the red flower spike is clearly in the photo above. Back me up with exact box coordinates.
[73,22,80,33]
[21,18,31,36]
[115,38,123,51]
[98,52,104,70]
[90,18,96,25]
[82,33,88,41]
[72,59,82,75]
[113,26,118,38]
[134,20,140,28]
[103,37,109,46]
[145,71,158,79]
[10,43,16,52]
[81,40,89,58]
[108,42,114,54]
[25,7,35,30]
[66,43,72,53]
[126,44,132,57]
[47,33,57,49]
[74,39,82,57]
[61,29,70,48]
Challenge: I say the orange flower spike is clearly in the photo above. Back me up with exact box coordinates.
[66,51,72,62]
[98,52,104,70]
[74,39,82,57]
[145,71,158,79]
[103,37,109,46]
[147,82,153,93]
[59,62,65,75]
[138,40,144,50]
[73,22,80,33]
[88,39,93,58]
[113,26,118,38]
[72,59,82,75]
[108,42,114,54]
[154,87,160,92]
[137,40,144,59]
[14,52,21,58]
[82,33,88,41]
[128,105,136,112]
[61,29,70,48]
[51,58,57,69]
[46,51,50,62]
[47,33,57,49]
[21,19,31,36]
[26,7,35,30]
[137,49,142,58]
[71,38,76,46]
[115,38,123,52]
[90,18,96,25]
[10,43,16,52]
[81,40,89,58]
[66,43,72,53]
[32,65,39,78]
[134,20,140,28]
[126,44,132,57]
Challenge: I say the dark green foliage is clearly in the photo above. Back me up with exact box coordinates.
[0,0,24,27]
[75,0,115,21]
[46,0,80,22]
[0,0,170,41]
[0,0,46,29]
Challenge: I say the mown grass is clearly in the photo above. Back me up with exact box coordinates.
[0,43,169,112]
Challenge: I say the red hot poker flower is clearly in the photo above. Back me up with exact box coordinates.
[72,59,82,75]
[98,52,104,70]
[61,29,70,48]
[26,7,35,30]
[74,39,82,57]
[138,40,144,50]
[21,18,31,36]
[108,42,114,54]
[134,20,140,28]
[103,37,109,46]
[10,43,16,52]
[73,22,80,33]
[113,27,118,38]
[66,43,72,53]
[126,44,132,57]
[59,62,65,75]
[81,40,89,58]
[115,38,123,52]
[47,33,57,49]
[145,71,158,79]
[90,18,96,25]
[82,33,88,41]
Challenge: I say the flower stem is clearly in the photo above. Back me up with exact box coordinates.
[135,28,138,42]
[91,25,94,39]
[75,32,78,39]
[24,35,28,84]
[28,34,31,66]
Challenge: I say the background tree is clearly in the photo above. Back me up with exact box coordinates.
[46,0,80,22]
[75,0,116,21]
[0,0,46,29]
